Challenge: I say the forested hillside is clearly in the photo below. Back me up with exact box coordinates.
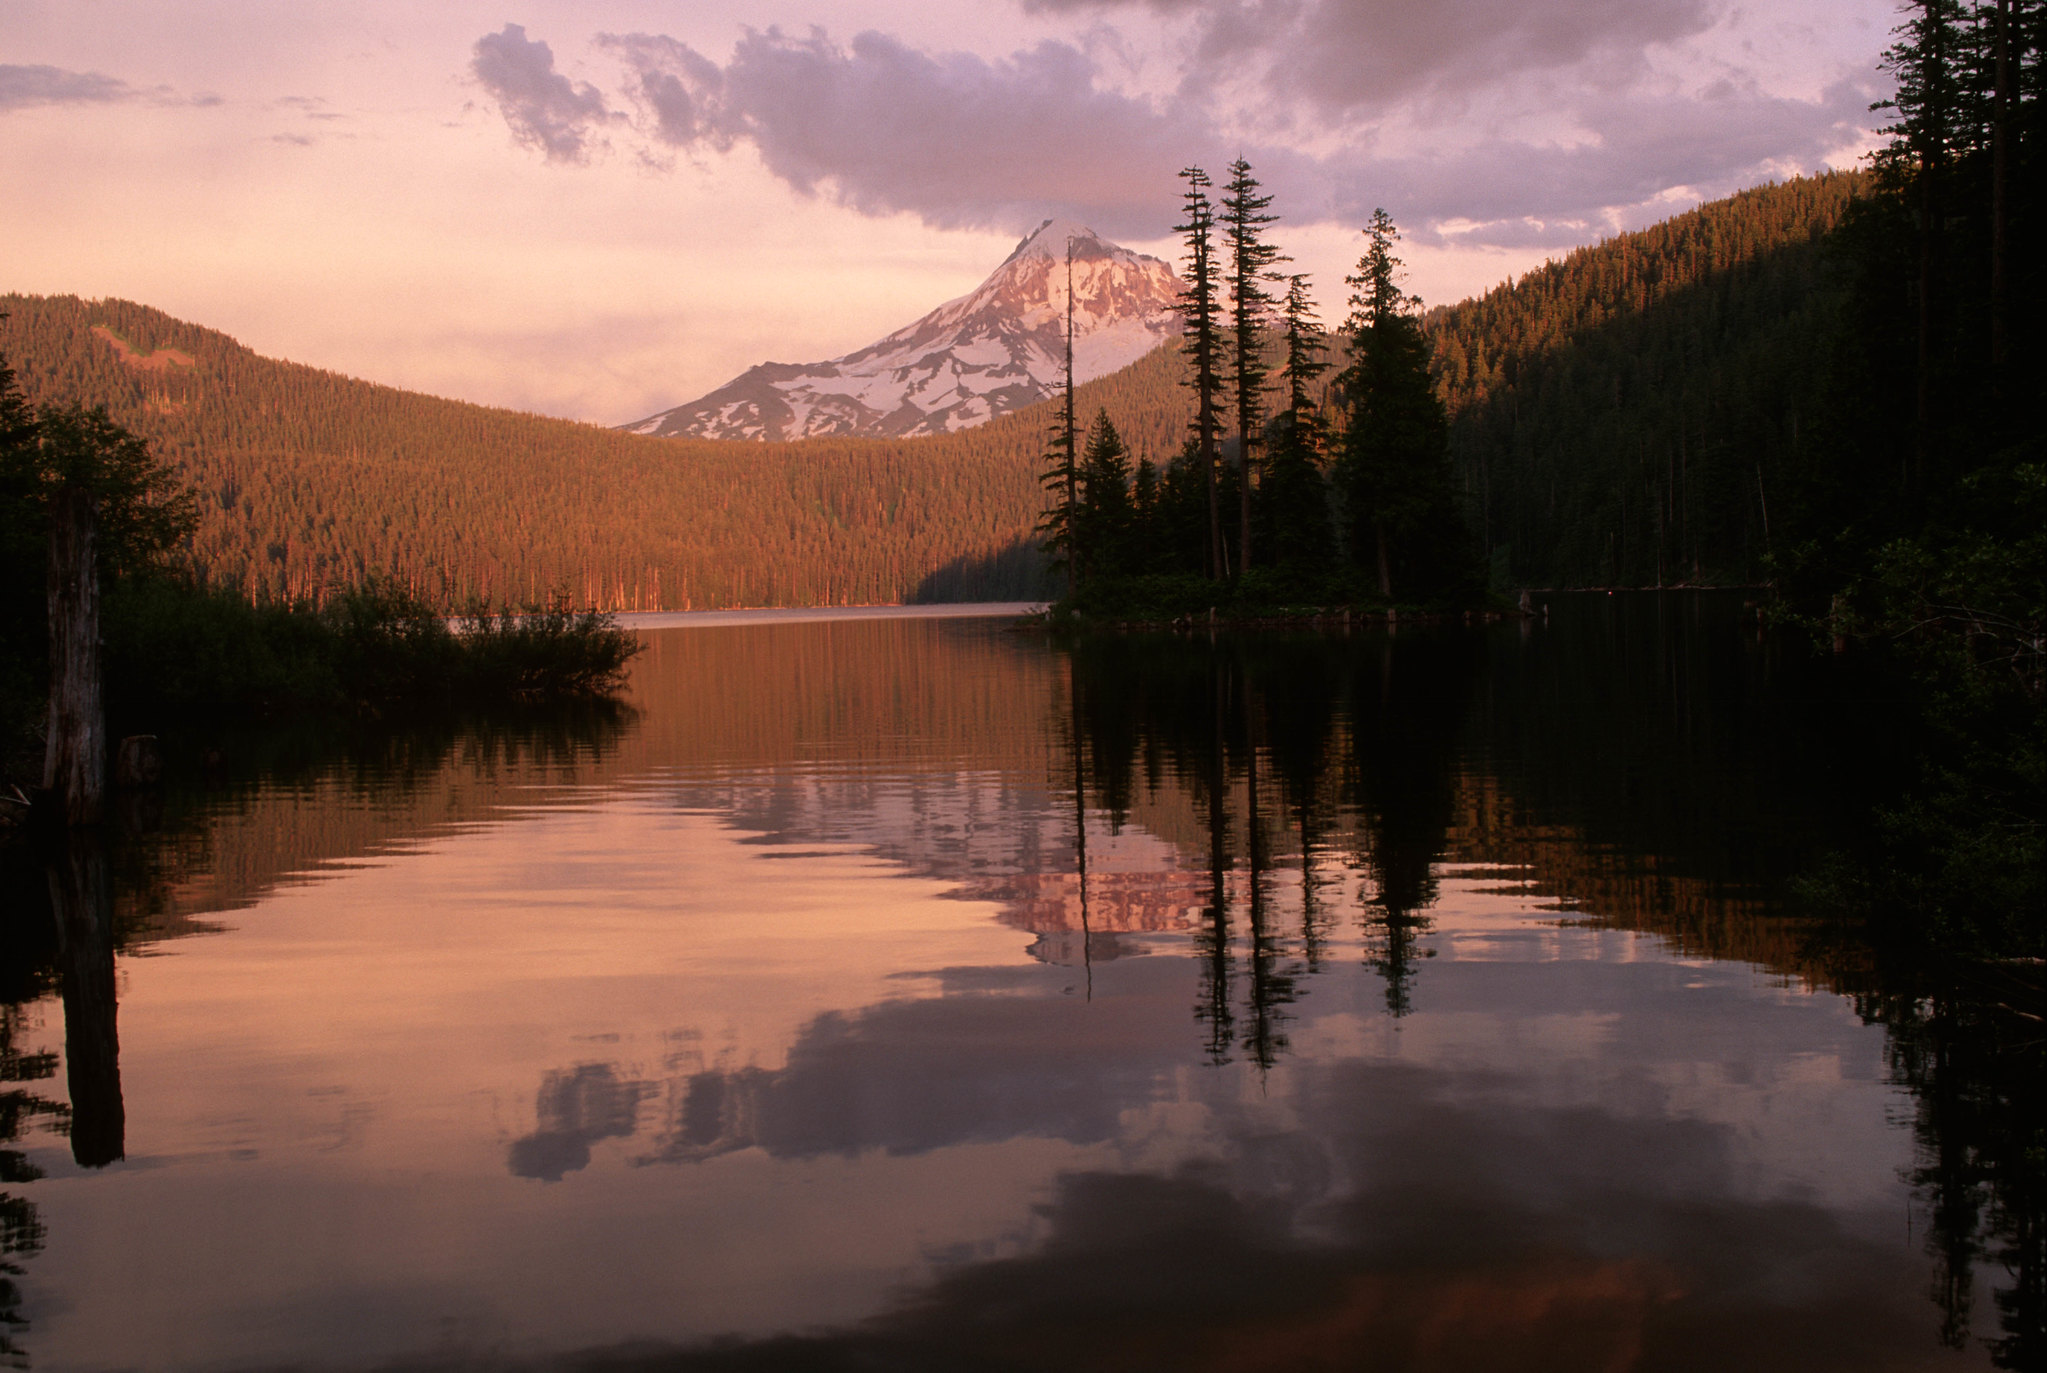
[1428,170,1866,587]
[0,297,1189,609]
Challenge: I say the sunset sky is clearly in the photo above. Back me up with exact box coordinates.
[3,0,1891,425]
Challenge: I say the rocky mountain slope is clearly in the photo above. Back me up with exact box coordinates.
[623,219,1181,441]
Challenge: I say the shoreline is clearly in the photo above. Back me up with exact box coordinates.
[611,602,1045,630]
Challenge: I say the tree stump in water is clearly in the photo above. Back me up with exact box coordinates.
[44,484,104,827]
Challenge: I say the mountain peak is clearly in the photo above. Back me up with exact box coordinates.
[1006,218,1111,265]
[623,224,1183,442]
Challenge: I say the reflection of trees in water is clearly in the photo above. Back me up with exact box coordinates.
[1867,974,2044,1371]
[1061,612,2041,1363]
[0,834,127,1367]
[109,699,636,947]
[1063,628,1471,1052]
[0,852,60,1368]
[0,699,635,1363]
[1346,631,1476,1019]
[0,997,63,1370]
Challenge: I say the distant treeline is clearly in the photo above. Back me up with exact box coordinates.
[0,297,1189,609]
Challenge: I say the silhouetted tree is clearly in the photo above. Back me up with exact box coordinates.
[1175,168,1226,581]
[1129,456,1162,572]
[1222,159,1285,573]
[1336,210,1473,602]
[1258,275,1335,572]
[1035,241,1083,584]
[1076,410,1135,578]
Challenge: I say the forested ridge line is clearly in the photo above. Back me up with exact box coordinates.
[2,172,1863,607]
[1424,170,1868,588]
[0,296,1191,609]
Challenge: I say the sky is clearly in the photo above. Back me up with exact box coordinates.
[1,0,1893,426]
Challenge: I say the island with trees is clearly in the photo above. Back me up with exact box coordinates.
[1037,172,1485,625]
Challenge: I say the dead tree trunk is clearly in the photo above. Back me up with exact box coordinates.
[44,484,104,827]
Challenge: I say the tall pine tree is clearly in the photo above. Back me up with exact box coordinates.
[1176,167,1226,581]
[1259,275,1334,572]
[1337,210,1472,602]
[1222,159,1284,573]
[1077,409,1135,578]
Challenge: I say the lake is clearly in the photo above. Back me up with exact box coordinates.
[0,595,2031,1371]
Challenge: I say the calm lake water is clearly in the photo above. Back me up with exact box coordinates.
[0,595,2031,1371]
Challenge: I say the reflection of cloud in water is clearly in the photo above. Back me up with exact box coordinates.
[485,1052,1940,1371]
[645,965,1185,1165]
[508,1064,651,1182]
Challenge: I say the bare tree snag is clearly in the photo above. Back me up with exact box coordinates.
[44,484,105,827]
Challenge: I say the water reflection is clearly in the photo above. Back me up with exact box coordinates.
[508,1064,651,1183]
[1063,626,1477,1044]
[0,601,2034,1369]
[0,701,635,1363]
[47,838,122,1170]
[0,1001,60,1370]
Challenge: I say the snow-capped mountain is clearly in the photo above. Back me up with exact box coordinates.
[622,219,1181,441]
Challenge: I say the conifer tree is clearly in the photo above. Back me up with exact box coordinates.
[1077,409,1135,577]
[1259,275,1334,572]
[1175,167,1226,581]
[1130,456,1161,572]
[1876,0,1969,486]
[1337,210,1469,600]
[1159,440,1216,578]
[1279,274,1328,425]
[1036,239,1085,584]
[0,352,44,725]
[1222,159,1284,572]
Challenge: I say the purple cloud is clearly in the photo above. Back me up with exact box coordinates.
[471,23,614,164]
[1023,0,1718,112]
[600,27,1208,234]
[0,64,135,111]
[470,20,1877,251]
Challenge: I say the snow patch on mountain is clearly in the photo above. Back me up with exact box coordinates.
[622,220,1182,442]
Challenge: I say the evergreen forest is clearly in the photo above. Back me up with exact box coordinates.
[0,296,1193,611]
[1432,171,1867,588]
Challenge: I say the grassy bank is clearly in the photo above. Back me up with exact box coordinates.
[3,575,642,800]
[102,577,641,721]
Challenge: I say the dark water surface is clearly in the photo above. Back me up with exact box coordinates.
[0,595,2033,1371]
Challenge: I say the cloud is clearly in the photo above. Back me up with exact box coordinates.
[472,20,1877,249]
[599,28,1207,235]
[1326,74,1878,245]
[1024,0,1718,114]
[1285,0,1717,113]
[1031,0,1719,112]
[0,63,135,111]
[470,22,614,164]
